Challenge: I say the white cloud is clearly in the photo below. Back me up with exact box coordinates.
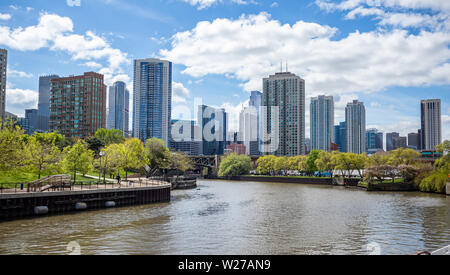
[161,12,450,96]
[8,69,33,78]
[173,82,191,103]
[5,88,38,117]
[182,0,257,10]
[0,13,129,85]
[0,13,11,20]
[270,2,279,8]
[67,0,81,7]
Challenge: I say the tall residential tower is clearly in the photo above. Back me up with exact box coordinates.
[262,72,305,156]
[133,58,172,146]
[107,81,130,136]
[345,100,366,154]
[421,99,441,150]
[0,49,7,119]
[310,95,334,152]
[38,75,59,131]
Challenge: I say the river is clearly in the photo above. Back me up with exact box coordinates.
[0,179,449,255]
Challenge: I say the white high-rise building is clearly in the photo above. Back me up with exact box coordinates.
[310,95,334,152]
[239,107,258,155]
[133,58,172,146]
[0,49,7,120]
[421,99,441,150]
[345,100,366,154]
[262,71,305,156]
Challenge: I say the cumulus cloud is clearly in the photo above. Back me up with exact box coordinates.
[8,69,33,78]
[173,82,191,103]
[0,13,11,20]
[182,0,257,10]
[67,0,81,7]
[0,13,129,85]
[5,88,38,117]
[161,12,450,95]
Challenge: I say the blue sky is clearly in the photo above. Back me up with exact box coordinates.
[0,0,449,141]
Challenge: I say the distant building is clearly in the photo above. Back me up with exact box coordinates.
[249,91,262,154]
[305,138,311,154]
[107,81,130,136]
[345,100,366,154]
[421,99,441,150]
[227,143,246,155]
[262,71,305,156]
[334,122,346,152]
[310,95,334,152]
[392,136,407,149]
[0,49,6,119]
[169,120,201,156]
[198,105,227,155]
[38,75,59,131]
[366,128,383,153]
[50,72,107,138]
[133,58,172,146]
[386,132,400,151]
[24,109,39,134]
[408,132,419,150]
[239,106,258,155]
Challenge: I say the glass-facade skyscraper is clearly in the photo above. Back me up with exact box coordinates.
[107,81,130,136]
[334,122,346,152]
[38,75,59,131]
[263,72,305,156]
[366,128,383,153]
[198,105,227,155]
[133,58,172,146]
[310,95,334,152]
[249,90,262,155]
[421,99,441,151]
[0,49,7,120]
[345,100,366,154]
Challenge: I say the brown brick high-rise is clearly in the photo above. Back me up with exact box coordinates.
[50,72,106,138]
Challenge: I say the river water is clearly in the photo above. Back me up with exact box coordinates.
[0,180,449,255]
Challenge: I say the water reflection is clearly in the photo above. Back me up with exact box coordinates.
[0,180,449,255]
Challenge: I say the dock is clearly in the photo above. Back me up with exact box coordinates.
[0,179,171,221]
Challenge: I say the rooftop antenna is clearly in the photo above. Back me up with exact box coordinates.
[286,61,288,72]
[280,60,283,72]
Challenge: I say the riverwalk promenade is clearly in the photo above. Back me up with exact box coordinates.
[0,178,171,221]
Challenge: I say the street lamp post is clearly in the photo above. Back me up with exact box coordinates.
[99,151,105,184]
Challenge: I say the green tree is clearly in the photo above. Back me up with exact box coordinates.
[306,150,322,174]
[94,128,125,145]
[288,156,306,171]
[122,138,146,179]
[145,138,171,175]
[388,148,420,166]
[62,141,94,183]
[218,153,253,177]
[86,136,106,155]
[0,119,26,171]
[257,155,277,175]
[435,140,450,171]
[366,151,390,167]
[23,134,63,179]
[102,143,125,180]
[169,152,194,172]
[315,151,334,177]
[273,156,289,175]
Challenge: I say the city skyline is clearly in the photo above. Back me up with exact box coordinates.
[0,0,448,141]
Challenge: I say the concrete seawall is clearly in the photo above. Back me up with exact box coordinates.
[213,176,358,185]
[0,185,171,222]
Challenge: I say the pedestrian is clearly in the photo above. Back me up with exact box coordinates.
[117,175,121,185]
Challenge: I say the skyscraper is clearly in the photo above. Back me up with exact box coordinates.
[421,99,442,150]
[366,128,383,153]
[408,132,419,149]
[345,100,366,154]
[310,95,334,152]
[107,81,130,136]
[169,119,201,156]
[24,109,39,134]
[198,105,227,155]
[249,90,263,154]
[239,106,258,155]
[133,58,172,146]
[38,75,59,131]
[263,72,305,156]
[50,72,107,138]
[0,49,7,119]
[334,122,347,152]
[386,132,400,151]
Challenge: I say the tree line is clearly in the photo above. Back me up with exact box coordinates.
[0,119,193,184]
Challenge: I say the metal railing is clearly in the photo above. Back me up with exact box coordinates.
[0,177,169,195]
